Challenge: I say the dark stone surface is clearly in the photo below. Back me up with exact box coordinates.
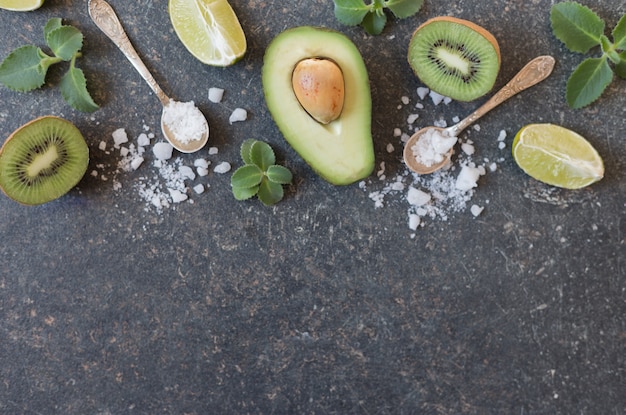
[0,0,624,414]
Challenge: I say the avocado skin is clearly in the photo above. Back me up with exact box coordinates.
[262,26,374,186]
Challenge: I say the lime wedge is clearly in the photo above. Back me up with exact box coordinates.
[168,0,246,66]
[0,0,43,11]
[512,123,604,189]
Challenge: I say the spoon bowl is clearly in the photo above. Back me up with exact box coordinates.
[88,0,208,153]
[404,55,556,175]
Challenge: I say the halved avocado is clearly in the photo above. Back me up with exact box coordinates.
[262,26,374,185]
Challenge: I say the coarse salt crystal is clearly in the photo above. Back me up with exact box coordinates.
[471,204,484,217]
[417,87,429,100]
[197,167,209,177]
[455,165,482,190]
[178,165,196,181]
[498,141,506,150]
[99,141,107,151]
[393,128,402,137]
[497,130,507,141]
[208,147,219,155]
[112,128,129,148]
[194,158,209,168]
[407,187,431,206]
[229,108,247,124]
[168,188,188,203]
[130,157,144,171]
[193,184,205,194]
[407,114,419,124]
[208,87,224,103]
[386,143,395,153]
[137,133,150,147]
[429,90,446,105]
[162,100,208,144]
[214,162,231,174]
[461,142,475,155]
[401,96,410,105]
[408,214,421,230]
[153,142,174,160]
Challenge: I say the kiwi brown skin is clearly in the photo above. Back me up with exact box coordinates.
[0,116,89,206]
[408,16,501,102]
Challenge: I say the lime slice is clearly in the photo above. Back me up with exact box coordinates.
[0,0,43,11]
[168,0,246,66]
[512,123,604,189]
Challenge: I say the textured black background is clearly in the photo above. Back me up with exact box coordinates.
[1,0,624,414]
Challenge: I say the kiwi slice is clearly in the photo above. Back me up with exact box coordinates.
[408,16,501,102]
[0,116,89,205]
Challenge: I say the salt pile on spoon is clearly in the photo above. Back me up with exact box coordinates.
[162,100,208,144]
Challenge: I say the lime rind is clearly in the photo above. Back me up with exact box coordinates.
[512,123,604,189]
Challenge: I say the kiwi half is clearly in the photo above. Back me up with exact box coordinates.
[0,116,89,205]
[408,16,501,102]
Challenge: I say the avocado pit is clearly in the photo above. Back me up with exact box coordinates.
[292,58,344,124]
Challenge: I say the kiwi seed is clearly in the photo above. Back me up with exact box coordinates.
[0,116,89,205]
[408,16,501,102]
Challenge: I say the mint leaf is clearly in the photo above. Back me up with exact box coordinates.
[566,57,613,108]
[613,13,626,50]
[44,18,63,42]
[0,46,48,92]
[47,26,83,61]
[333,0,370,26]
[249,140,275,170]
[232,185,259,201]
[240,138,257,164]
[362,8,387,35]
[550,2,605,53]
[257,178,284,206]
[614,51,626,79]
[231,164,264,189]
[59,61,99,112]
[266,165,293,184]
[385,0,423,19]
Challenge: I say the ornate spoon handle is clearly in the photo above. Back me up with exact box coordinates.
[88,0,170,106]
[450,55,556,135]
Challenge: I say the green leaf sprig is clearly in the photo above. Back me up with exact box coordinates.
[231,139,293,206]
[550,2,626,109]
[333,0,424,35]
[0,18,98,113]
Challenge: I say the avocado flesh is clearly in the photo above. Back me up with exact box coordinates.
[262,26,374,185]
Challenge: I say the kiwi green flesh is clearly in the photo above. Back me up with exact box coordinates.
[0,116,89,205]
[408,20,500,102]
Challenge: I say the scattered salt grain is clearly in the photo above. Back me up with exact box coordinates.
[120,147,129,157]
[208,147,219,155]
[429,90,446,105]
[408,214,421,231]
[194,158,209,169]
[410,128,457,167]
[162,100,208,144]
[498,141,506,150]
[130,157,144,171]
[214,162,231,174]
[208,87,224,103]
[168,188,188,203]
[386,143,395,153]
[461,142,475,155]
[471,204,484,217]
[99,141,107,151]
[473,124,481,132]
[497,130,507,141]
[452,116,460,123]
[229,108,247,124]
[407,187,431,206]
[393,128,402,137]
[153,142,174,161]
[112,128,129,148]
[137,133,150,147]
[433,119,447,128]
[178,165,196,181]
[407,114,419,124]
[401,96,410,105]
[193,184,205,194]
[197,167,209,177]
[417,87,429,100]
[455,165,482,191]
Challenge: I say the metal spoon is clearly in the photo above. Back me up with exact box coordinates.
[88,0,208,153]
[403,55,556,174]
